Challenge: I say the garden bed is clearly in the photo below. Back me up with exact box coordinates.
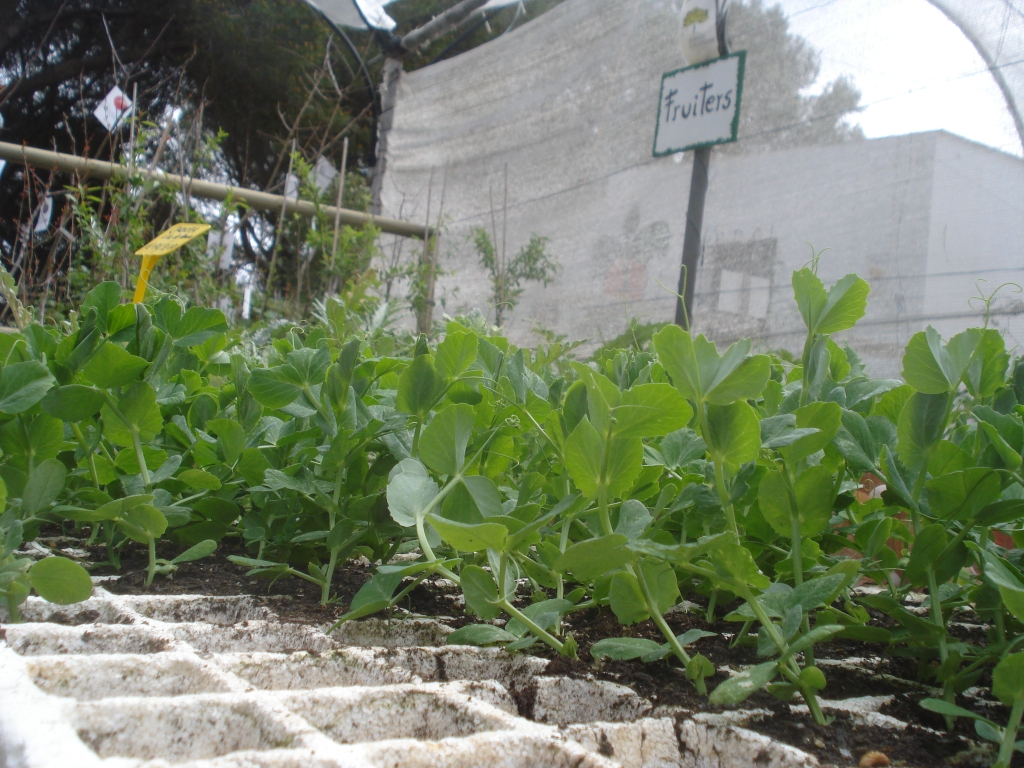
[3,538,1007,768]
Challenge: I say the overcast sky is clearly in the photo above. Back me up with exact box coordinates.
[777,0,1023,157]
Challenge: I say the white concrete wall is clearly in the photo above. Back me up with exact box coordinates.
[925,134,1024,352]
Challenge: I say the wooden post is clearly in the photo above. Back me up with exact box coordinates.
[329,136,349,294]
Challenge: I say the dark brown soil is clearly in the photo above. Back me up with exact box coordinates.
[78,543,1020,767]
[93,538,470,627]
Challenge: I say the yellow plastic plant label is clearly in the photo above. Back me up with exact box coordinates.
[135,223,211,257]
[133,223,211,303]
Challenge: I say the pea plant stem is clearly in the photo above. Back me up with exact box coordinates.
[145,537,157,586]
[783,469,814,667]
[635,564,703,691]
[997,696,1024,768]
[500,599,574,656]
[698,402,740,536]
[70,422,101,487]
[744,590,827,725]
[102,392,151,486]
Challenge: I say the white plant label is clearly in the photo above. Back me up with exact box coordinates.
[314,156,338,193]
[206,229,236,269]
[94,86,133,131]
[33,196,54,233]
[653,51,745,157]
[284,172,300,201]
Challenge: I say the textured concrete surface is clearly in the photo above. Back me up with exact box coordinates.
[0,585,831,768]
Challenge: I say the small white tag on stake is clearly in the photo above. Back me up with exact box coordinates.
[242,284,253,320]
[313,156,338,193]
[206,229,236,269]
[94,86,134,131]
[284,172,300,202]
[34,196,54,233]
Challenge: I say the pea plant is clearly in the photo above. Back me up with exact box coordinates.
[1,264,1023,765]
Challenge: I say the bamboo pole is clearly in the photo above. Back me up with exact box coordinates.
[0,141,430,240]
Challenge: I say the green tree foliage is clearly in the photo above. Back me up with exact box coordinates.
[726,0,864,152]
[473,227,558,327]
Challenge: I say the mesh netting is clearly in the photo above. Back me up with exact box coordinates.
[375,0,1024,375]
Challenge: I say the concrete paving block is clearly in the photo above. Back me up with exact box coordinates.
[0,585,913,767]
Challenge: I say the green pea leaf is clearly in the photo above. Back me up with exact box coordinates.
[659,428,706,467]
[792,269,869,335]
[63,494,154,523]
[19,458,67,517]
[247,368,302,410]
[554,534,631,581]
[612,383,692,439]
[780,401,841,462]
[705,533,770,590]
[591,637,664,661]
[427,514,507,552]
[786,574,846,612]
[461,565,501,619]
[80,281,123,333]
[82,343,149,389]
[896,391,948,471]
[760,414,818,449]
[641,559,680,613]
[926,468,1001,521]
[396,355,442,416]
[904,523,948,588]
[901,326,979,394]
[386,459,439,527]
[40,385,105,422]
[113,446,167,475]
[758,465,836,540]
[29,557,93,605]
[928,440,973,476]
[436,330,479,379]
[710,661,779,706]
[419,403,474,476]
[177,469,222,491]
[653,326,770,405]
[461,475,503,518]
[170,540,217,565]
[168,307,229,347]
[965,329,1008,398]
[564,418,603,498]
[992,652,1024,707]
[704,401,761,467]
[609,570,648,625]
[206,418,246,466]
[237,448,272,486]
[564,418,643,501]
[919,698,993,722]
[101,382,163,447]
[117,504,168,544]
[344,571,404,620]
[0,361,55,414]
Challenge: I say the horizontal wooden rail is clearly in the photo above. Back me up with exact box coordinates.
[0,141,429,239]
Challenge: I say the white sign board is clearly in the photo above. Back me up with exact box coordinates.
[653,51,745,157]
